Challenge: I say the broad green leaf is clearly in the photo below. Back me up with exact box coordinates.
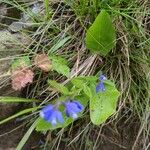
[48,80,69,95]
[71,76,97,97]
[86,10,116,56]
[16,118,40,150]
[36,118,51,131]
[11,56,31,70]
[90,82,120,125]
[71,78,85,88]
[36,95,88,131]
[0,107,39,125]
[49,55,70,77]
[36,116,73,131]
[83,84,93,98]
[0,97,39,103]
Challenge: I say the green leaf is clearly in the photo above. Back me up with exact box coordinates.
[103,80,116,87]
[0,107,39,125]
[16,118,40,150]
[83,84,93,98]
[71,76,97,98]
[36,116,73,131]
[50,36,71,53]
[49,55,70,77]
[90,82,120,125]
[0,97,40,103]
[48,80,69,95]
[71,76,97,88]
[71,77,85,89]
[85,10,116,56]
[11,56,31,70]
[36,95,88,131]
[36,118,51,131]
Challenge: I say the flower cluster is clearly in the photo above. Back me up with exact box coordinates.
[40,100,84,126]
[96,74,106,93]
[40,104,64,126]
[64,100,84,119]
[11,68,34,91]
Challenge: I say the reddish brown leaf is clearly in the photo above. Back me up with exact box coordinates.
[34,54,52,72]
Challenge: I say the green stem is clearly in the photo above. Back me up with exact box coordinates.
[93,0,98,15]
[44,0,50,20]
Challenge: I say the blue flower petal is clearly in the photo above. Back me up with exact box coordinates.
[99,74,106,81]
[65,108,70,117]
[72,100,84,110]
[40,104,64,126]
[65,102,81,113]
[48,116,57,126]
[40,104,54,121]
[96,82,105,93]
[71,113,78,119]
[65,100,84,119]
[55,111,64,124]
[47,110,64,126]
[65,108,72,117]
[65,109,78,119]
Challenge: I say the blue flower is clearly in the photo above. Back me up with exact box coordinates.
[96,82,105,92]
[40,104,64,126]
[99,74,106,81]
[96,74,106,93]
[64,100,84,119]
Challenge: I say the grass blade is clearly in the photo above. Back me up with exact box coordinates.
[0,107,39,125]
[50,36,71,53]
[16,118,40,150]
[0,97,40,103]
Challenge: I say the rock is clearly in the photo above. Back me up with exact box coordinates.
[8,22,24,33]
[0,30,31,80]
[0,30,31,119]
[8,0,60,32]
[0,4,7,22]
[9,3,42,32]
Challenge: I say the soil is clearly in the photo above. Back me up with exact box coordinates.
[0,118,142,150]
[98,121,142,150]
[0,122,42,150]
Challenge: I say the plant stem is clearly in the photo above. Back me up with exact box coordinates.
[44,0,50,20]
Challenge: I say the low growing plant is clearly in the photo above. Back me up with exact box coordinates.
[0,9,121,149]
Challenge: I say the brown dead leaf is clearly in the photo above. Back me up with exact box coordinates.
[34,54,52,72]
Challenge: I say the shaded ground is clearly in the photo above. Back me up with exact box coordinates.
[98,120,141,150]
[0,122,42,150]
[0,118,142,150]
